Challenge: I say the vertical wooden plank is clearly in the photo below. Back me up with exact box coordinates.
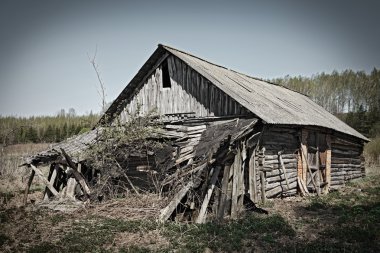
[231,148,241,219]
[316,133,321,195]
[66,177,77,198]
[260,171,266,204]
[301,129,308,184]
[324,134,332,194]
[248,149,256,202]
[297,150,303,187]
[238,143,246,209]
[217,164,231,220]
[226,160,234,213]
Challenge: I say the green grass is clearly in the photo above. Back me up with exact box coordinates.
[161,214,295,252]
[295,176,380,253]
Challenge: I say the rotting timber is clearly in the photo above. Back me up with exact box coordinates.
[22,114,365,223]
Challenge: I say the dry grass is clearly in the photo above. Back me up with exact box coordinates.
[0,143,51,208]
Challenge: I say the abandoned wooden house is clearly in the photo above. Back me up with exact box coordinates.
[23,44,369,222]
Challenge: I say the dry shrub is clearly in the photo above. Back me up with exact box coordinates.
[364,136,380,175]
[84,110,168,201]
[0,143,51,207]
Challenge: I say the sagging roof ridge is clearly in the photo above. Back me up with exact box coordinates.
[158,44,309,98]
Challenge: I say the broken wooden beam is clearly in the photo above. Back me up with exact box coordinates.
[23,169,35,205]
[30,164,59,197]
[196,166,221,224]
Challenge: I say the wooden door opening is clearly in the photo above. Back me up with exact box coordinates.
[299,129,331,194]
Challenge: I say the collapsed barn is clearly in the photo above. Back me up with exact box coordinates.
[23,44,368,222]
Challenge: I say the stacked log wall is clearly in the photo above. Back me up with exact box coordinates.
[258,126,300,198]
[330,136,365,189]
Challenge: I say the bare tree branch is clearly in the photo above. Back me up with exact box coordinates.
[88,45,107,112]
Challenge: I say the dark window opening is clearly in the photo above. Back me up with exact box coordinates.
[162,60,171,88]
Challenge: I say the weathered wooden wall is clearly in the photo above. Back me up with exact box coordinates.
[330,136,365,189]
[251,126,300,199]
[118,55,250,123]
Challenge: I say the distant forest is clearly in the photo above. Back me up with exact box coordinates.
[273,68,380,138]
[0,109,99,146]
[1,68,379,146]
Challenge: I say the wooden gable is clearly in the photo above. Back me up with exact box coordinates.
[117,55,250,123]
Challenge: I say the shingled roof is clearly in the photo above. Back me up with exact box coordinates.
[100,44,368,141]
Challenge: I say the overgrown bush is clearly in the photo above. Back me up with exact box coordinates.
[365,136,380,165]
[84,108,170,200]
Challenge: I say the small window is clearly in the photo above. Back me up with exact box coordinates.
[162,60,171,88]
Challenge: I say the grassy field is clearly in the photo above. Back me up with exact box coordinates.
[0,144,379,252]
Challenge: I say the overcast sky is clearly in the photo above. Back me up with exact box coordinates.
[1,0,379,117]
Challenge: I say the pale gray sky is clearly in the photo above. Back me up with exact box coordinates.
[1,0,379,116]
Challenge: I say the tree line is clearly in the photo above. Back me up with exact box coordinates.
[273,68,380,138]
[0,110,99,146]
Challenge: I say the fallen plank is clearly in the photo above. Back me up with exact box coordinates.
[196,166,221,224]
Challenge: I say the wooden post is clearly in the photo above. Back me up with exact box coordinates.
[315,133,321,195]
[23,169,35,205]
[248,149,257,202]
[231,148,241,219]
[324,135,332,194]
[66,177,77,198]
[297,150,303,186]
[301,129,308,184]
[217,164,231,220]
[226,162,233,215]
[260,171,266,204]
[196,166,221,224]
[238,143,245,210]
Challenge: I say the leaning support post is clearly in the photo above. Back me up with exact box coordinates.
[196,166,221,224]
[30,164,59,196]
[43,164,59,201]
[23,168,35,205]
[159,162,209,222]
[60,148,91,196]
[278,152,290,190]
[217,164,231,220]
